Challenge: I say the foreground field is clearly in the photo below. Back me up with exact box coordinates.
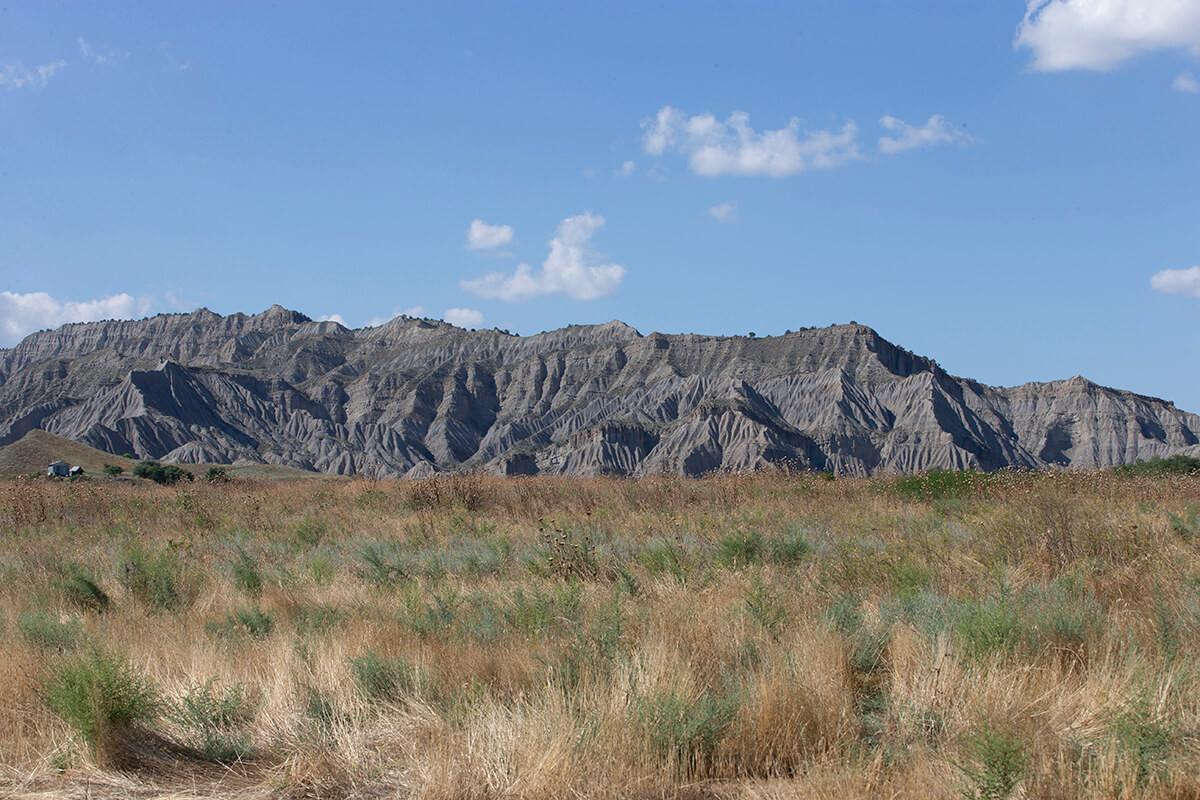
[2,470,1200,799]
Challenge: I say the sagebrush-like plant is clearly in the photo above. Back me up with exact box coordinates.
[43,646,159,748]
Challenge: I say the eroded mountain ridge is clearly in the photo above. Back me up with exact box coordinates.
[2,306,1196,477]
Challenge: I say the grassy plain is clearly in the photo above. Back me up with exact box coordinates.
[2,468,1200,798]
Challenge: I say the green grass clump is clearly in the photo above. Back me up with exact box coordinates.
[18,609,82,651]
[893,469,993,502]
[43,646,159,748]
[132,460,193,485]
[55,565,111,613]
[1114,455,1200,477]
[205,606,274,640]
[167,678,256,762]
[634,686,738,771]
[119,543,185,611]
[349,650,419,703]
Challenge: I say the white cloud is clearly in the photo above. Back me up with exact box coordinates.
[442,307,484,328]
[1175,71,1200,91]
[466,219,514,251]
[878,114,974,155]
[460,213,625,301]
[1150,265,1200,296]
[1016,0,1200,71]
[709,201,737,223]
[0,60,67,90]
[318,313,348,326]
[641,105,862,177]
[0,291,154,346]
[615,160,635,177]
[78,37,129,67]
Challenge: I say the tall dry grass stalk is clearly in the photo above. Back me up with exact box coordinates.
[0,468,1198,798]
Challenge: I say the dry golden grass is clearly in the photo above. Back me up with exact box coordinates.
[0,468,1199,798]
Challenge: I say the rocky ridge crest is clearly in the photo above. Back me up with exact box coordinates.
[2,307,1196,477]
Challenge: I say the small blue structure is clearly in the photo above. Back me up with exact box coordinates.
[47,461,69,477]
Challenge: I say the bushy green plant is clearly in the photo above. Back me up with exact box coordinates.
[349,650,418,702]
[203,466,229,483]
[132,460,193,485]
[167,678,256,762]
[767,528,814,565]
[205,606,273,640]
[230,548,262,596]
[43,646,159,748]
[102,463,123,476]
[715,529,763,568]
[55,565,110,613]
[894,469,992,502]
[957,726,1027,800]
[634,686,738,769]
[1114,455,1200,477]
[744,575,787,633]
[18,609,82,651]
[119,544,184,611]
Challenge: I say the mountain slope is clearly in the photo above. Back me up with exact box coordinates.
[2,307,1196,477]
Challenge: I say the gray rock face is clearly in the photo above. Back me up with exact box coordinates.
[2,307,1196,477]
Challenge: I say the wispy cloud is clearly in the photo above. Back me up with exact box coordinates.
[78,37,129,67]
[443,307,484,328]
[615,160,635,177]
[318,313,348,326]
[466,219,515,251]
[642,106,861,177]
[709,201,737,223]
[1015,0,1200,71]
[0,290,155,346]
[461,213,625,301]
[878,114,974,154]
[1175,71,1200,92]
[0,60,67,90]
[1150,266,1200,297]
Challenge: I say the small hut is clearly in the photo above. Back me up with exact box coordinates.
[47,461,69,478]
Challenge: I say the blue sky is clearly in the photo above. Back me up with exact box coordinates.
[2,1,1199,411]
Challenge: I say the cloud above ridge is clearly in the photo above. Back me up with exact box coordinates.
[460,213,625,301]
[879,114,974,154]
[0,60,67,90]
[466,219,514,251]
[641,106,862,177]
[0,290,154,346]
[1015,0,1200,71]
[1150,266,1200,297]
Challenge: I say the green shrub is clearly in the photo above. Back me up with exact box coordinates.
[43,646,159,748]
[634,686,738,769]
[349,650,418,702]
[744,575,787,633]
[18,609,82,651]
[132,460,193,485]
[55,565,110,613]
[715,529,763,568]
[894,469,991,502]
[167,678,256,762]
[203,466,229,483]
[119,544,184,611]
[957,726,1027,800]
[230,548,262,596]
[1114,455,1200,477]
[102,463,123,476]
[206,606,274,640]
[293,603,347,636]
[767,529,814,566]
